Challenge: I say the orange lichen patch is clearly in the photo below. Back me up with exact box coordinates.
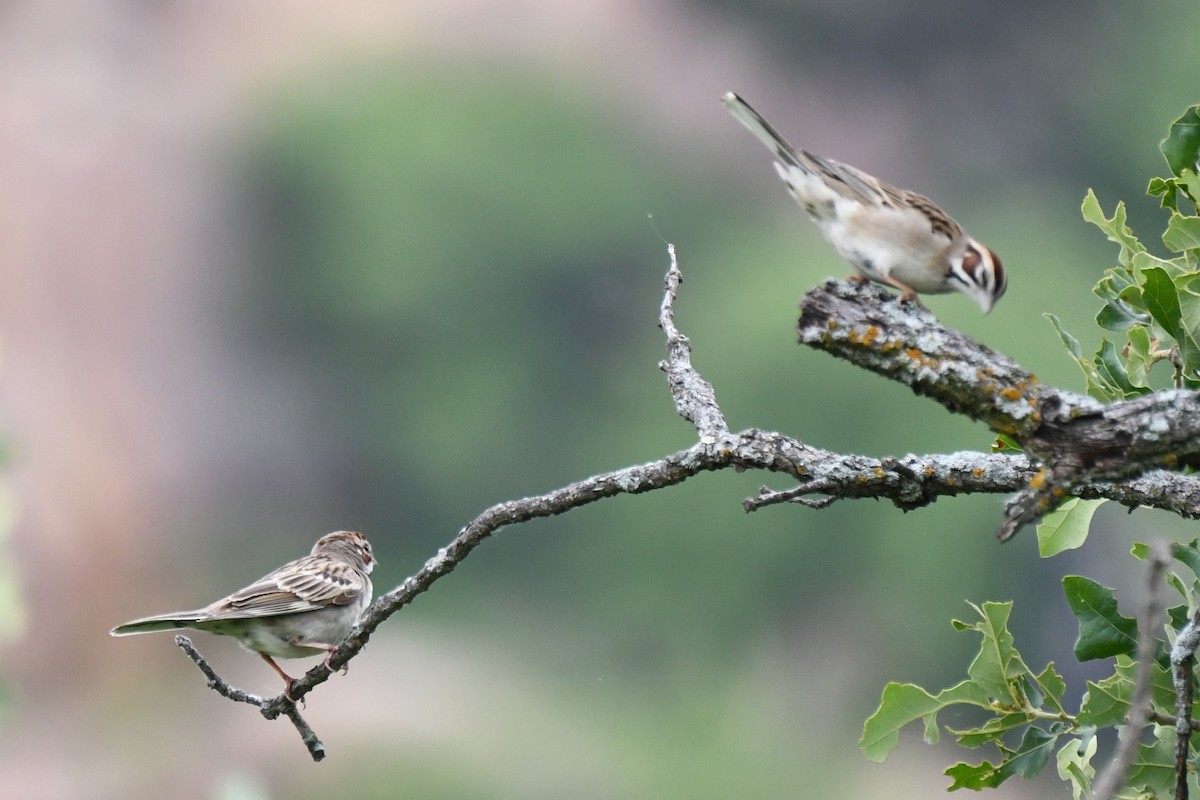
[873,467,885,478]
[972,468,985,477]
[924,466,936,475]
[902,347,941,371]
[847,326,882,347]
[827,320,838,330]
[880,339,903,353]
[1029,468,1048,489]
[999,387,1023,401]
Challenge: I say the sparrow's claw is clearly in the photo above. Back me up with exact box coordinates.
[320,646,349,675]
[883,277,929,311]
[283,678,306,707]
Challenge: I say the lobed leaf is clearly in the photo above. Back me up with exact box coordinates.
[965,601,1030,699]
[948,713,1030,748]
[1076,672,1130,728]
[1044,314,1118,401]
[1036,662,1067,709]
[944,728,1058,791]
[860,680,990,762]
[1063,576,1138,661]
[1161,105,1200,179]
[1163,214,1200,252]
[1124,728,1178,798]
[945,760,1006,791]
[1056,736,1097,800]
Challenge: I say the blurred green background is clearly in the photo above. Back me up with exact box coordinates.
[2,2,1199,798]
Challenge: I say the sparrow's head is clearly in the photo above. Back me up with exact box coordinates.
[314,530,376,573]
[950,240,1006,314]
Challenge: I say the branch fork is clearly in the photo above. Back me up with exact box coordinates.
[173,250,1200,759]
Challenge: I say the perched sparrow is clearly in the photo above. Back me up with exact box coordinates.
[110,530,375,699]
[722,92,1006,313]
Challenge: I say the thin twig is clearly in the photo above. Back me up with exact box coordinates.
[1152,711,1200,732]
[745,480,837,511]
[1091,542,1170,800]
[175,636,325,762]
[658,243,728,438]
[1171,608,1200,800]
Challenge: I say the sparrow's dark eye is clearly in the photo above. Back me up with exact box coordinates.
[961,247,982,278]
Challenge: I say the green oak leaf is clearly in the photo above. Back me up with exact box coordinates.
[964,601,1030,699]
[1037,498,1105,557]
[1056,736,1097,800]
[1063,576,1138,661]
[1162,105,1200,179]
[860,680,991,762]
[1163,214,1200,253]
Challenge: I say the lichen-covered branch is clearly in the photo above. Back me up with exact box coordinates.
[658,243,727,439]
[798,279,1200,538]
[797,279,1079,438]
[180,248,1200,757]
[1171,609,1200,800]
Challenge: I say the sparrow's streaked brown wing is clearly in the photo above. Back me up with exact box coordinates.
[212,554,370,618]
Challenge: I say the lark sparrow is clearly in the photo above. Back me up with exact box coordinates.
[722,92,1006,313]
[111,530,375,699]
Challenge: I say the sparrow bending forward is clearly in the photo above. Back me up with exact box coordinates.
[110,530,375,700]
[722,92,1006,313]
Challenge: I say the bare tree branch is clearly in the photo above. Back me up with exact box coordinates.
[1152,710,1200,732]
[1091,541,1169,800]
[175,636,325,761]
[798,278,1077,438]
[175,247,1200,758]
[798,279,1200,539]
[1171,607,1200,800]
[658,243,727,438]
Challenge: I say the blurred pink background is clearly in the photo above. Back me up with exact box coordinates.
[2,2,1195,798]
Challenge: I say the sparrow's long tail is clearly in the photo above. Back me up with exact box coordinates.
[110,611,207,636]
[721,92,809,171]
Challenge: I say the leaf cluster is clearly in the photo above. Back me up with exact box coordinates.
[1049,105,1200,400]
[864,106,1200,798]
[863,540,1200,797]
